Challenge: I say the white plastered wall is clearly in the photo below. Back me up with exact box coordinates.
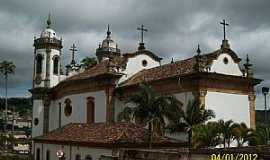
[119,54,160,83]
[210,53,243,76]
[49,91,107,131]
[34,143,112,160]
[32,100,44,138]
[205,91,250,127]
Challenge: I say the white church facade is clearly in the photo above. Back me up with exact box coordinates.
[30,16,261,160]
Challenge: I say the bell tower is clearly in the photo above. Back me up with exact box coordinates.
[33,14,63,88]
[31,14,63,138]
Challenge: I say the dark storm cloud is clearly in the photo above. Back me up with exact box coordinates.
[0,0,270,108]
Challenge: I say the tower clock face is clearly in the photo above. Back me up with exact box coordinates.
[35,76,42,85]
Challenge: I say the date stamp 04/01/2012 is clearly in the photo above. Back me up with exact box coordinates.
[210,153,258,160]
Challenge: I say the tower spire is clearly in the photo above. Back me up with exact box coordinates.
[47,13,52,29]
[196,44,201,55]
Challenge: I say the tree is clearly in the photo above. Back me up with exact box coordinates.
[117,84,181,147]
[167,100,215,147]
[192,122,221,149]
[80,57,97,69]
[250,124,270,145]
[231,122,254,147]
[217,119,235,148]
[0,61,16,133]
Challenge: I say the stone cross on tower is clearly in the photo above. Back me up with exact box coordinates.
[69,43,78,65]
[137,24,148,50]
[220,19,229,40]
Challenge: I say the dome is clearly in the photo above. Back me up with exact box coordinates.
[40,28,57,38]
[100,25,118,52]
[101,38,117,49]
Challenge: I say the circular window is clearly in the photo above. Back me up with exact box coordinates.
[34,118,39,126]
[64,99,72,117]
[142,60,148,67]
[223,57,229,64]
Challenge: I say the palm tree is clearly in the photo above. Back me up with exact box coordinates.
[80,57,97,69]
[117,84,181,147]
[167,100,215,147]
[231,122,254,147]
[192,122,221,149]
[0,61,16,133]
[217,119,235,148]
[250,124,270,145]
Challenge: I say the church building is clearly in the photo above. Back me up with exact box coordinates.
[30,16,261,160]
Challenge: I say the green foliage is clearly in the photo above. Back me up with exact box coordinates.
[231,122,255,147]
[249,124,270,146]
[193,122,221,149]
[217,119,235,148]
[117,84,181,136]
[167,100,215,146]
[80,57,97,69]
[0,97,32,116]
[0,61,16,76]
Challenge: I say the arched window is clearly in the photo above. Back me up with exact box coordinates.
[75,154,81,160]
[53,56,59,74]
[64,98,72,117]
[46,150,50,160]
[36,148,40,160]
[86,97,95,123]
[36,54,43,74]
[85,155,92,160]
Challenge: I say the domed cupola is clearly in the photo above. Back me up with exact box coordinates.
[34,14,62,50]
[96,25,121,63]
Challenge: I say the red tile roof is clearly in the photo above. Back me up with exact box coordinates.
[64,60,123,82]
[34,122,185,148]
[119,57,197,87]
[119,48,242,87]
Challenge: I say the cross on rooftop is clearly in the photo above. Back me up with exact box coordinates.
[137,24,148,43]
[69,43,78,64]
[220,19,229,40]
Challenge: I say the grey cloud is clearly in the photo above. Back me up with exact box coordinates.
[0,0,270,109]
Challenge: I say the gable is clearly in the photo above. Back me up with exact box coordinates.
[209,53,243,76]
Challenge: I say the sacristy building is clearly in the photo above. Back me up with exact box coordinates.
[30,16,261,160]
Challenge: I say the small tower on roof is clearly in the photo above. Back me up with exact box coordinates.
[96,25,121,63]
[66,43,81,76]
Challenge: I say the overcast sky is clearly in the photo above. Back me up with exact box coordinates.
[0,0,269,109]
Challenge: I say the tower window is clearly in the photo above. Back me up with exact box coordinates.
[36,54,43,74]
[86,97,95,124]
[36,148,40,160]
[53,56,59,75]
[64,98,72,117]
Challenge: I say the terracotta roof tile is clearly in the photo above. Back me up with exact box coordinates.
[34,122,184,147]
[119,57,196,87]
[63,60,123,82]
[119,48,242,87]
